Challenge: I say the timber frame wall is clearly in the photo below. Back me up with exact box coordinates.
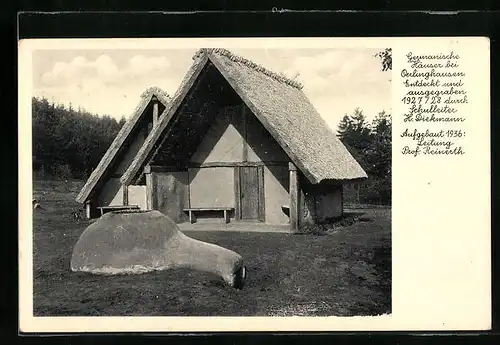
[144,165,158,211]
[141,161,301,230]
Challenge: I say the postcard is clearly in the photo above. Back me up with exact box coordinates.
[18,37,490,332]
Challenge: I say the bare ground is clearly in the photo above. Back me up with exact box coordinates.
[31,179,391,316]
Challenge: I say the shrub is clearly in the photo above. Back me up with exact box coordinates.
[53,164,73,180]
[296,213,362,236]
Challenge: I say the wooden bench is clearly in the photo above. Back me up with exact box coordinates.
[97,205,140,216]
[183,207,234,224]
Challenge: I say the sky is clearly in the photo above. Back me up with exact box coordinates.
[32,47,391,130]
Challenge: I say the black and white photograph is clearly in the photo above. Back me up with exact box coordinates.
[29,43,392,318]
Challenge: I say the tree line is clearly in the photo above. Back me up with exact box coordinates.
[31,97,391,205]
[32,97,126,179]
[338,108,391,205]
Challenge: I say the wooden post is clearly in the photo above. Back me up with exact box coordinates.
[146,173,153,210]
[145,165,157,211]
[85,201,91,219]
[234,167,241,220]
[122,184,129,206]
[189,210,195,224]
[153,101,159,126]
[241,104,248,162]
[289,162,299,231]
[258,166,265,222]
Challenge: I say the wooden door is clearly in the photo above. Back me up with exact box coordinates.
[238,166,264,221]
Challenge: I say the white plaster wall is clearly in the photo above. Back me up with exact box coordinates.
[190,106,244,163]
[189,167,235,208]
[263,165,290,225]
[128,185,147,210]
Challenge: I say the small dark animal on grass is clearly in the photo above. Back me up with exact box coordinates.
[33,199,42,210]
[72,209,83,220]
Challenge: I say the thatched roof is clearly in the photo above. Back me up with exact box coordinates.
[141,86,170,104]
[121,49,367,186]
[75,87,171,204]
[192,48,305,89]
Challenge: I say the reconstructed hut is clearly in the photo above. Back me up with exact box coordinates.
[75,87,170,218]
[77,49,367,231]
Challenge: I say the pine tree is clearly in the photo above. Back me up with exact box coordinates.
[337,108,392,205]
[337,114,353,140]
[350,108,372,151]
[119,116,126,127]
[337,108,372,168]
[365,111,392,179]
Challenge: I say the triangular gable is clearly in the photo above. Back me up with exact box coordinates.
[120,54,210,185]
[121,49,367,186]
[75,89,170,203]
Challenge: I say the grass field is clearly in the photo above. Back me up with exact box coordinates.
[31,179,391,317]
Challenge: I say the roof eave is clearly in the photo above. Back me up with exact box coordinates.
[317,175,368,185]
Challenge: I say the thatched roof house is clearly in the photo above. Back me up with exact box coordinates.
[75,87,170,217]
[77,49,367,230]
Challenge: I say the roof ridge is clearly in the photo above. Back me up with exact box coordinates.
[193,48,304,90]
[140,86,171,102]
